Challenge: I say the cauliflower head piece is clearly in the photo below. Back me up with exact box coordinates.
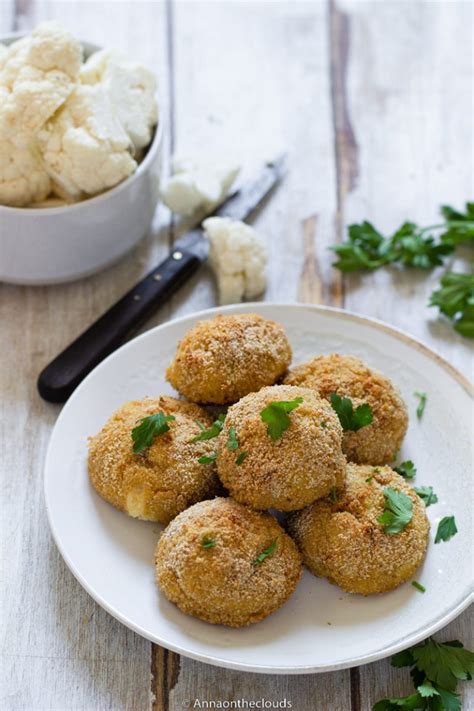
[80,48,157,151]
[161,155,240,215]
[37,84,137,200]
[0,138,51,207]
[203,216,267,305]
[0,23,82,147]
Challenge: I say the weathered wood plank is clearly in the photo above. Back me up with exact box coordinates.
[340,0,473,374]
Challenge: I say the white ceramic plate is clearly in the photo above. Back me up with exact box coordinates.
[44,304,473,674]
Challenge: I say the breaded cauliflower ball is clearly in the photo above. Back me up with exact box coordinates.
[287,463,430,595]
[88,396,220,524]
[216,385,346,511]
[166,313,292,405]
[284,354,408,464]
[155,497,302,626]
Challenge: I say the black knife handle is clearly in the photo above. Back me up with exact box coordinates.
[37,249,202,403]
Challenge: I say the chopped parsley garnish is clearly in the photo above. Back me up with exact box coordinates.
[131,412,175,454]
[197,452,218,464]
[236,451,248,465]
[394,460,417,479]
[414,485,438,507]
[202,536,217,549]
[411,580,426,593]
[365,476,374,483]
[190,413,226,443]
[414,391,427,419]
[253,540,277,566]
[329,487,339,502]
[321,421,328,429]
[226,426,239,451]
[377,487,413,534]
[260,397,303,441]
[435,516,458,543]
[374,637,474,711]
[330,393,373,432]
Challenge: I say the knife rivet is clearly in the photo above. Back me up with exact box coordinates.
[172,251,183,260]
[153,273,162,281]
[133,294,141,301]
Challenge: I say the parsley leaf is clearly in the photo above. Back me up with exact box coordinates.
[376,637,474,711]
[330,393,373,432]
[373,693,423,710]
[253,540,277,566]
[190,413,226,443]
[236,451,247,465]
[226,426,239,451]
[435,516,458,543]
[429,270,474,339]
[260,397,303,440]
[413,486,438,507]
[202,536,217,549]
[414,391,427,419]
[198,452,218,464]
[377,487,413,534]
[131,412,175,454]
[394,460,417,479]
[411,581,426,593]
[412,639,474,692]
[332,203,474,274]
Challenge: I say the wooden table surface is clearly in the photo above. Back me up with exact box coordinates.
[1,1,472,709]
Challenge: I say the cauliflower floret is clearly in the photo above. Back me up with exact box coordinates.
[0,23,82,147]
[80,49,157,151]
[161,156,240,215]
[37,84,137,199]
[0,137,51,207]
[203,216,267,305]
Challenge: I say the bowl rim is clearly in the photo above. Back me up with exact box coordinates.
[0,33,163,216]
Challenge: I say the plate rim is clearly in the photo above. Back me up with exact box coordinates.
[44,303,474,674]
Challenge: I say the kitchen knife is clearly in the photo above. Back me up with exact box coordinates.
[37,156,286,404]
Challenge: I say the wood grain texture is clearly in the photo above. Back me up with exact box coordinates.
[0,1,472,710]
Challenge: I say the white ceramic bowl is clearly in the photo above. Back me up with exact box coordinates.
[0,37,163,285]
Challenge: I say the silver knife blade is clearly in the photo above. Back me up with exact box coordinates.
[174,154,287,260]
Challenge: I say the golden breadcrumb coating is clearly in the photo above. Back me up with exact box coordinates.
[216,385,346,511]
[284,354,408,465]
[166,313,292,405]
[155,497,302,626]
[88,396,220,524]
[287,464,430,595]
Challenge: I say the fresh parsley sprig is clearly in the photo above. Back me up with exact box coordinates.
[131,412,175,454]
[435,516,458,543]
[394,460,417,480]
[429,270,474,339]
[413,486,438,507]
[373,637,474,711]
[260,397,303,441]
[377,487,413,534]
[330,393,373,432]
[190,413,226,443]
[331,203,474,273]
